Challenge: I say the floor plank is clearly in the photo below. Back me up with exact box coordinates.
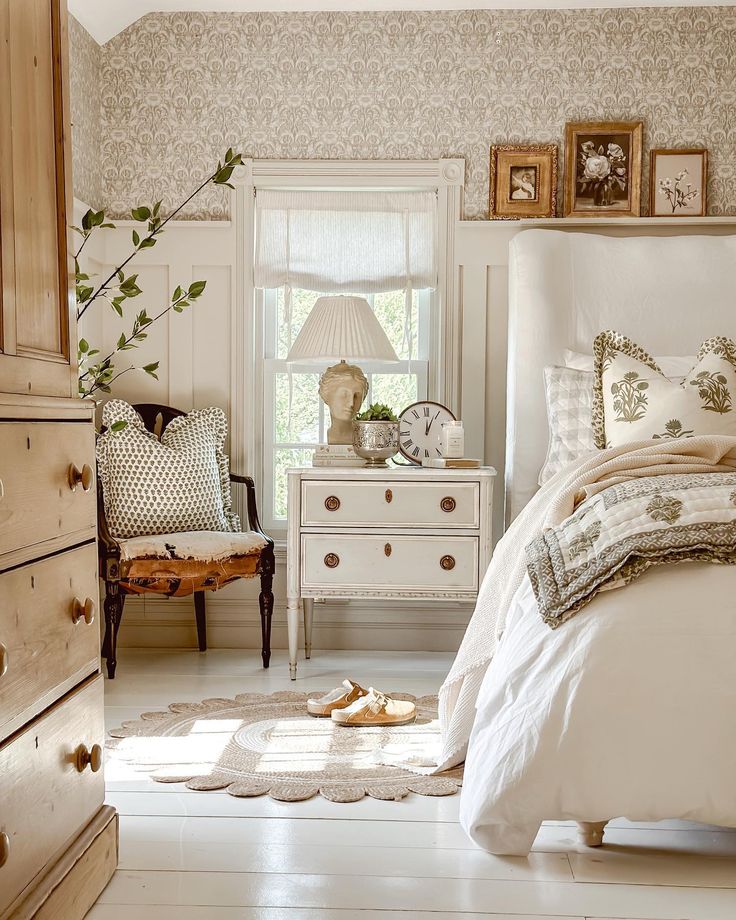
[89,908,583,920]
[96,869,736,918]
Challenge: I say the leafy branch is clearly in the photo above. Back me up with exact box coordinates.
[74,149,242,403]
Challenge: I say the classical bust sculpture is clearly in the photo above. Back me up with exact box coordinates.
[318,361,369,445]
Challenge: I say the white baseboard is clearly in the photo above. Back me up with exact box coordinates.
[116,594,472,652]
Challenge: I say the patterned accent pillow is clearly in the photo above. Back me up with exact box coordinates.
[592,331,736,448]
[97,400,240,539]
[539,366,596,484]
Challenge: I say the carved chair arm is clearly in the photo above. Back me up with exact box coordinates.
[230,473,273,547]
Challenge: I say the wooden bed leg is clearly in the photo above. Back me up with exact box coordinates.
[577,820,608,847]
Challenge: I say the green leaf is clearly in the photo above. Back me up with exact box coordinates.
[79,338,89,353]
[91,210,106,227]
[153,200,162,217]
[87,349,99,357]
[143,362,160,380]
[225,147,233,162]
[173,285,183,301]
[213,165,234,185]
[132,230,140,246]
[112,301,123,318]
[100,222,116,229]
[76,284,94,303]
[188,280,207,298]
[138,237,156,250]
[117,333,127,349]
[131,206,151,221]
[81,209,94,231]
[110,420,128,432]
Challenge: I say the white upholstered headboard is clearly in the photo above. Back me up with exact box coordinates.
[506,229,736,521]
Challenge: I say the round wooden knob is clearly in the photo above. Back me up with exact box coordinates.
[384,542,392,557]
[0,831,9,868]
[324,553,340,569]
[75,743,103,773]
[0,643,7,679]
[440,496,456,513]
[324,495,340,511]
[385,488,393,503]
[440,554,456,571]
[68,463,94,492]
[71,597,96,625]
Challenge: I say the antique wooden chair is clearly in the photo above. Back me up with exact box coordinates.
[98,403,275,678]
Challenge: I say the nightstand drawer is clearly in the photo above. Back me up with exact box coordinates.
[301,480,480,528]
[301,534,479,592]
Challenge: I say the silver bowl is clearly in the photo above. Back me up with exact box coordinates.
[352,420,399,467]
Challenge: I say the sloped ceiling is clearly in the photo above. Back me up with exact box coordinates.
[68,0,736,44]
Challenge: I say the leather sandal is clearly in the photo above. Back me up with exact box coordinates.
[307,679,368,717]
[330,687,416,726]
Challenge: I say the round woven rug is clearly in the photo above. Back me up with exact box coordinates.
[108,690,463,803]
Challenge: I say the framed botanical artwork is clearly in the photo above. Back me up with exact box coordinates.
[489,144,558,219]
[649,148,707,217]
[563,121,643,217]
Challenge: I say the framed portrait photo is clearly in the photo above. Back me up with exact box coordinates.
[489,144,558,219]
[564,121,643,217]
[649,148,707,217]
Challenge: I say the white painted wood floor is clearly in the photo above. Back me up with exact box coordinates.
[91,648,736,920]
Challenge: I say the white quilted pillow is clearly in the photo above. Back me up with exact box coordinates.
[539,366,596,484]
[96,400,240,539]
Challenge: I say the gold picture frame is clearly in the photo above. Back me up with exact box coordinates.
[649,148,707,217]
[489,144,558,219]
[563,121,643,218]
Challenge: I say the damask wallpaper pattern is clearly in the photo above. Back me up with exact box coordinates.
[70,8,736,219]
[69,15,104,208]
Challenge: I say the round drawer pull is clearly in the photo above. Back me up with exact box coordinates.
[324,553,340,569]
[384,543,392,557]
[0,643,8,679]
[440,496,456,513]
[440,554,456,571]
[75,743,103,774]
[72,597,96,626]
[0,831,9,868]
[68,463,94,493]
[385,488,393,503]
[324,495,340,512]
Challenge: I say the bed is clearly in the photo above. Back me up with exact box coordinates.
[457,229,736,855]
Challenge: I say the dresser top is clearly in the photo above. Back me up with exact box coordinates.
[288,465,497,481]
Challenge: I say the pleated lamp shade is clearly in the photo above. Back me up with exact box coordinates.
[286,296,399,364]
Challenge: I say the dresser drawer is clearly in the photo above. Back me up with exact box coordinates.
[301,534,479,593]
[0,676,105,915]
[0,543,100,743]
[301,479,480,528]
[0,422,96,560]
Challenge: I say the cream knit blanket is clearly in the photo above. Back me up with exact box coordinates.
[435,435,736,772]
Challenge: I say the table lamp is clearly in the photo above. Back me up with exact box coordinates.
[286,295,399,446]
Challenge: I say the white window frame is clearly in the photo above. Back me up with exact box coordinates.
[231,158,465,541]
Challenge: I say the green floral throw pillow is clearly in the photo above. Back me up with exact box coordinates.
[592,331,736,448]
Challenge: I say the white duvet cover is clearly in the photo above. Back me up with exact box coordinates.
[460,562,736,855]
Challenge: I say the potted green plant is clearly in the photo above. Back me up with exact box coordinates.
[352,403,399,466]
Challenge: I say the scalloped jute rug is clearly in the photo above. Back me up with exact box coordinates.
[108,689,463,803]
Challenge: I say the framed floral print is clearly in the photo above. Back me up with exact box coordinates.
[649,148,707,217]
[489,144,558,219]
[563,121,643,217]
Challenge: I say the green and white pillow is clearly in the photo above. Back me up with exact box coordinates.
[592,331,736,449]
[97,399,240,539]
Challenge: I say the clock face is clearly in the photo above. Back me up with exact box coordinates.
[398,401,456,464]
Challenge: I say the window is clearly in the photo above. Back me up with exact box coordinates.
[261,286,432,530]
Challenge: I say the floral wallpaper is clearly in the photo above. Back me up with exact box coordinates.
[70,8,736,220]
[68,15,104,208]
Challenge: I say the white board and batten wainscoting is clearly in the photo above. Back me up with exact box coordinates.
[77,160,736,655]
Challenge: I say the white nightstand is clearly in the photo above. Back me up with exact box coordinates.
[286,465,496,679]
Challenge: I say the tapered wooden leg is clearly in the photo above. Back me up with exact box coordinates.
[103,584,125,680]
[303,598,314,659]
[194,591,207,651]
[577,820,608,847]
[287,597,300,680]
[259,572,274,669]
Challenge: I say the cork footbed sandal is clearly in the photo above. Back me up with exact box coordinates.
[330,687,416,727]
[306,679,368,717]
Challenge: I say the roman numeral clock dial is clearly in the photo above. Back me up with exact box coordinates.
[397,400,456,464]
